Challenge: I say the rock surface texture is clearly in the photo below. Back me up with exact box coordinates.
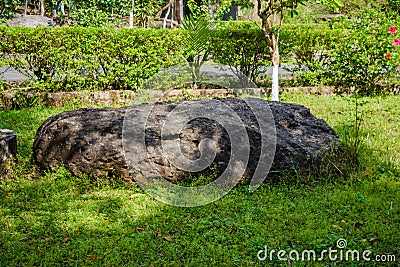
[0,129,17,178]
[33,98,341,182]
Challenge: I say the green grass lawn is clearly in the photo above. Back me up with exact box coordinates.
[0,93,399,266]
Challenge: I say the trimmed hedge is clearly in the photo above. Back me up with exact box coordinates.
[0,27,184,91]
[0,25,349,92]
[209,28,270,82]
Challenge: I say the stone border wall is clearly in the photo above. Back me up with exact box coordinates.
[0,86,342,110]
[0,88,265,110]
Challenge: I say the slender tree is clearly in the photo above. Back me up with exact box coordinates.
[257,0,343,101]
[40,0,45,15]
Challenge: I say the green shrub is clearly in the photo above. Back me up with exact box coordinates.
[388,0,400,14]
[209,28,270,84]
[70,7,118,27]
[3,22,398,93]
[0,27,67,82]
[0,26,273,91]
[213,20,260,29]
[280,11,400,93]
[0,0,22,20]
[0,26,184,92]
[279,28,344,87]
[280,28,343,68]
[321,10,400,94]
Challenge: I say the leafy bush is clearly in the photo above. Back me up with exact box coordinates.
[209,28,270,84]
[279,28,344,86]
[70,7,117,27]
[0,0,23,20]
[322,10,400,94]
[280,28,343,68]
[0,26,273,91]
[71,0,132,15]
[280,11,400,93]
[339,0,387,14]
[0,27,66,82]
[213,20,259,29]
[0,26,184,91]
[3,21,398,93]
[388,0,400,14]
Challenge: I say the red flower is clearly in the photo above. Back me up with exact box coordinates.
[393,38,400,46]
[389,26,397,34]
[398,65,400,72]
[386,53,392,59]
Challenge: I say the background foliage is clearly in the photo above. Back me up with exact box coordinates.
[1,22,399,93]
[322,10,400,93]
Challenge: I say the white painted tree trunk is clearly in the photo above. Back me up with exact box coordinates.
[40,0,45,16]
[179,0,184,22]
[259,10,280,102]
[170,0,174,28]
[129,0,134,28]
[60,2,65,15]
[271,63,279,101]
[271,47,280,102]
[129,11,134,28]
[163,6,170,28]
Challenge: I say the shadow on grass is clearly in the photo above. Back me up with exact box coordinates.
[1,162,399,266]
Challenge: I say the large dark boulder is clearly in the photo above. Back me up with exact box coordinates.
[33,98,341,182]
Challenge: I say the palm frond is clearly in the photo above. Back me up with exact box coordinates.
[180,15,211,57]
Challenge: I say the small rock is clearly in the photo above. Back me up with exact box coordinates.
[0,129,17,178]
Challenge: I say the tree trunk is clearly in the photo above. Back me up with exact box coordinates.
[40,0,45,16]
[257,0,284,102]
[170,0,174,28]
[260,17,280,102]
[163,6,170,28]
[130,0,135,28]
[179,0,184,23]
[60,1,65,15]
[252,0,259,21]
[271,46,280,102]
